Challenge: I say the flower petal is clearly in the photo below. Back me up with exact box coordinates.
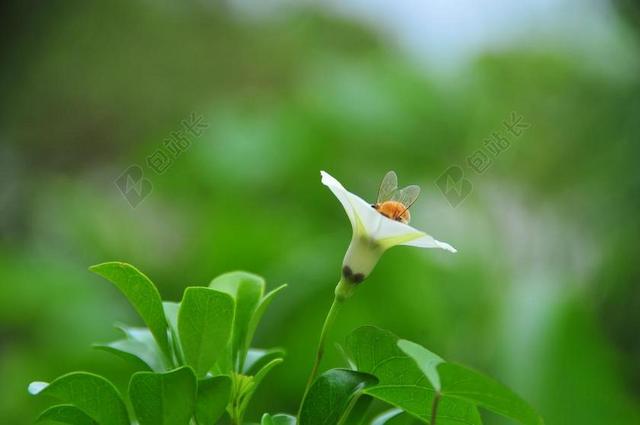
[321,171,388,237]
[373,215,422,241]
[321,171,457,254]
[346,191,384,237]
[402,233,457,253]
[374,215,456,252]
[321,171,356,228]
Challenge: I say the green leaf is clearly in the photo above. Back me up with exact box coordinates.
[94,324,167,372]
[209,271,264,370]
[346,326,481,425]
[163,302,180,336]
[246,283,287,356]
[29,372,128,425]
[335,342,356,370]
[238,358,284,414]
[195,375,232,425]
[299,368,378,425]
[178,287,235,377]
[397,339,444,392]
[253,357,283,387]
[36,404,97,425]
[243,348,286,376]
[163,301,184,364]
[341,394,374,425]
[129,366,197,425]
[438,363,543,425]
[90,262,171,358]
[398,339,543,425]
[370,408,403,425]
[261,413,297,425]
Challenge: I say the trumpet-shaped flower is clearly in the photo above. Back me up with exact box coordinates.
[321,171,456,297]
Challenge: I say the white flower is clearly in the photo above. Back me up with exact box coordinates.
[321,171,456,295]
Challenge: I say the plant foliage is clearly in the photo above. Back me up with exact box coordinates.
[29,262,541,425]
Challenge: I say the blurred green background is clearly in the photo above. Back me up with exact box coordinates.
[1,1,640,424]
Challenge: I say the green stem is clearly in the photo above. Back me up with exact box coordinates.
[430,391,441,425]
[297,289,345,419]
[336,393,365,425]
[229,374,243,425]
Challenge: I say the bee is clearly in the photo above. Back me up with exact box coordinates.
[371,171,420,224]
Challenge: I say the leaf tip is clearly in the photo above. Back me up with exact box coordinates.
[89,261,134,274]
[28,381,48,395]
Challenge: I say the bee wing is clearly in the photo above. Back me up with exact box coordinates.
[393,185,421,209]
[377,171,398,203]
